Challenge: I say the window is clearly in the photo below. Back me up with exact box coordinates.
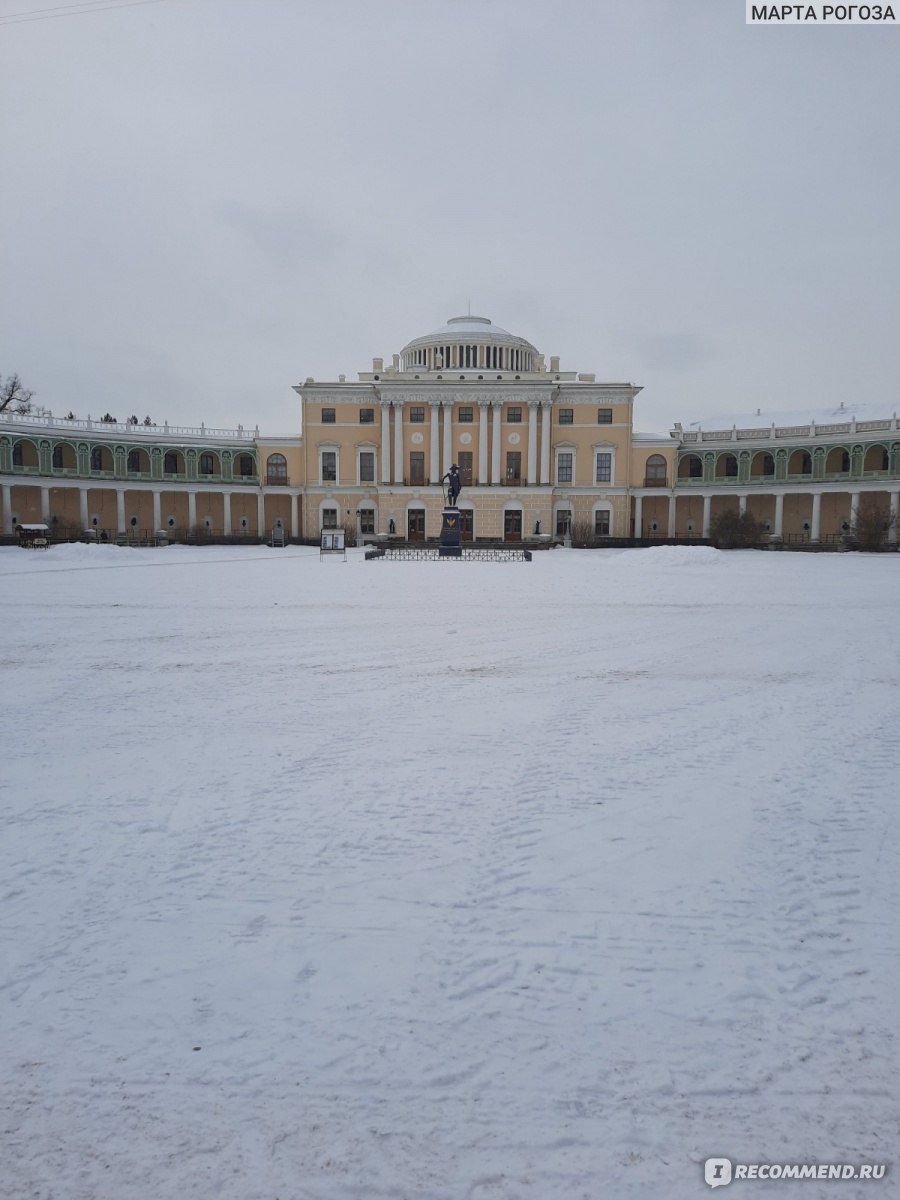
[410,406,425,423]
[460,509,473,541]
[127,450,140,473]
[12,443,24,467]
[645,454,667,483]
[164,452,179,474]
[52,445,63,469]
[507,407,522,423]
[322,508,338,528]
[200,453,215,475]
[359,408,374,424]
[688,456,703,478]
[458,407,474,423]
[322,408,336,423]
[266,453,287,483]
[506,451,521,483]
[359,451,375,483]
[595,511,610,537]
[596,453,612,483]
[557,452,573,483]
[237,455,254,477]
[556,510,572,536]
[598,408,613,424]
[409,451,425,484]
[359,508,375,534]
[457,451,473,485]
[90,448,102,471]
[558,408,574,425]
[322,451,337,482]
[724,455,738,478]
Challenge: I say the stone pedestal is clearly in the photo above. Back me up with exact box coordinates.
[439,506,462,557]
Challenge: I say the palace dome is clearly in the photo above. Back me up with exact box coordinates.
[400,315,539,373]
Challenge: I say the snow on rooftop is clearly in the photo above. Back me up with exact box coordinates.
[687,402,894,430]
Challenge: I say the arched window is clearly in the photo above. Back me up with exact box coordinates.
[645,454,667,485]
[267,453,287,484]
[127,450,140,473]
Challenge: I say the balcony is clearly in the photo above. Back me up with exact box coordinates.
[643,476,669,488]
[265,474,291,486]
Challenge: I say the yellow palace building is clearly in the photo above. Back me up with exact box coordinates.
[2,314,898,546]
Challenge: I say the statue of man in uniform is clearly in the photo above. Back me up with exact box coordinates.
[442,463,462,508]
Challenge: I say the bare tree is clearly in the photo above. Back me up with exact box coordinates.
[0,373,35,414]
[709,509,766,548]
[845,497,896,552]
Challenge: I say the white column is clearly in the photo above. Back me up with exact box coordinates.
[702,494,712,538]
[257,492,265,536]
[152,489,161,530]
[491,402,501,484]
[79,488,89,530]
[429,401,440,484]
[889,491,899,545]
[290,492,299,539]
[442,401,453,476]
[527,402,538,486]
[380,403,391,483]
[478,401,489,485]
[115,489,125,533]
[774,492,784,538]
[667,494,677,537]
[634,494,643,538]
[811,491,822,542]
[40,485,50,522]
[540,403,551,485]
[849,491,860,525]
[2,483,12,534]
[223,493,232,536]
[393,402,404,485]
[738,493,747,516]
[188,491,197,529]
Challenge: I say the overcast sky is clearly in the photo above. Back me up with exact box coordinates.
[2,0,898,435]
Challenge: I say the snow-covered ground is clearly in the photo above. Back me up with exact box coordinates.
[1,544,897,1200]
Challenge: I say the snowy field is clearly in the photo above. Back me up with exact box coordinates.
[1,543,897,1200]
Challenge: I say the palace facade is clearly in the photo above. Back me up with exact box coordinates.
[2,314,899,546]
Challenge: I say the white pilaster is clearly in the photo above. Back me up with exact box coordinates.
[380,403,391,483]
[40,485,50,522]
[79,488,89,530]
[290,492,299,539]
[540,403,551,485]
[739,493,747,516]
[667,494,677,537]
[257,492,265,535]
[491,402,501,484]
[2,483,12,534]
[811,491,822,542]
[702,494,712,538]
[774,492,784,538]
[527,402,538,486]
[152,490,161,530]
[889,491,899,544]
[188,491,197,529]
[223,493,232,536]
[116,489,125,533]
[393,401,404,485]
[442,401,453,476]
[429,401,440,484]
[478,401,489,485]
[849,491,860,524]
[634,494,643,538]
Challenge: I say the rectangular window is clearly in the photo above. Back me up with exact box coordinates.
[506,451,521,483]
[409,406,425,423]
[238,455,254,477]
[458,407,474,423]
[596,453,612,483]
[457,451,473,485]
[164,452,178,474]
[359,408,374,424]
[200,453,214,475]
[595,511,610,537]
[322,451,337,482]
[409,451,425,484]
[359,508,375,534]
[557,452,573,483]
[556,510,572,536]
[507,407,522,423]
[322,508,338,528]
[322,408,336,423]
[598,408,613,424]
[558,408,574,425]
[359,451,375,483]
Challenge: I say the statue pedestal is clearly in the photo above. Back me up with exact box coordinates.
[439,506,462,557]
